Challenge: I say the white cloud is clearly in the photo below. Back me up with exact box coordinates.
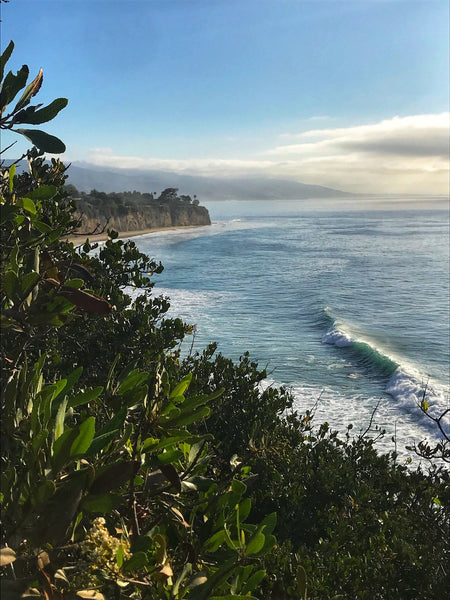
[87,147,274,177]
[85,114,449,194]
[271,113,449,157]
[264,113,449,193]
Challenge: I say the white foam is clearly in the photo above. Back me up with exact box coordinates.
[322,328,353,347]
[385,368,449,436]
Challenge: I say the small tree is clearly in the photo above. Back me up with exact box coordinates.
[158,187,179,202]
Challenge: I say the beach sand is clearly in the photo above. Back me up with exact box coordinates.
[66,224,208,245]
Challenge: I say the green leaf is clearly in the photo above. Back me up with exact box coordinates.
[14,97,68,124]
[238,497,252,523]
[159,463,181,492]
[1,65,29,111]
[117,369,148,394]
[180,393,213,413]
[189,557,237,600]
[32,480,56,506]
[0,40,14,81]
[84,407,127,457]
[68,386,103,409]
[81,493,120,513]
[16,196,36,214]
[259,512,277,536]
[172,563,193,596]
[33,219,53,234]
[48,378,68,403]
[231,479,247,497]
[27,185,58,200]
[166,405,210,427]
[170,373,192,400]
[8,163,15,192]
[151,433,192,451]
[63,366,84,395]
[63,278,84,289]
[21,271,39,295]
[204,530,226,552]
[157,448,183,466]
[223,526,237,550]
[84,429,118,457]
[255,533,276,557]
[240,570,266,595]
[90,461,137,494]
[116,544,125,568]
[140,436,159,453]
[3,270,19,300]
[245,532,265,556]
[122,551,148,573]
[54,398,68,441]
[70,417,95,457]
[11,67,43,112]
[0,204,19,224]
[52,427,78,472]
[130,535,153,554]
[14,128,66,153]
[296,565,307,600]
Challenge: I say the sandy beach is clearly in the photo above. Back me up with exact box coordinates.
[66,224,209,245]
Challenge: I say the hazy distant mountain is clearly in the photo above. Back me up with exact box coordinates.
[66,162,351,200]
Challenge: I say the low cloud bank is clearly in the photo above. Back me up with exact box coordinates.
[86,113,449,194]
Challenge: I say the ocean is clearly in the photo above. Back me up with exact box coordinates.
[132,197,449,462]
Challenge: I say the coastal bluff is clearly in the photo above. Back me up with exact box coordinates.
[67,186,211,234]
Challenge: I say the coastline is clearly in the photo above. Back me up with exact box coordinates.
[66,223,210,245]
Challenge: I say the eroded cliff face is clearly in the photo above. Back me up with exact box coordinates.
[76,202,211,234]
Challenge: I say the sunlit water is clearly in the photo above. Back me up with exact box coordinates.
[130,197,449,463]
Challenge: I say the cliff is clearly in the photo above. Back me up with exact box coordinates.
[69,187,211,234]
[76,203,211,234]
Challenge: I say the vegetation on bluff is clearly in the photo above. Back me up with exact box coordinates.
[1,37,449,600]
[66,186,211,237]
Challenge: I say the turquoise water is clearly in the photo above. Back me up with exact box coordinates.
[133,198,449,460]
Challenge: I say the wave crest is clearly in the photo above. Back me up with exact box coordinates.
[321,308,449,436]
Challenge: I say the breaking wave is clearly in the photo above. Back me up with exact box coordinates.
[321,308,449,436]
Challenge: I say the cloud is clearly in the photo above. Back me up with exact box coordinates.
[84,114,449,194]
[270,114,449,159]
[263,113,450,193]
[86,147,274,177]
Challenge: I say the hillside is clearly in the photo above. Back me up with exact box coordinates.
[67,162,351,200]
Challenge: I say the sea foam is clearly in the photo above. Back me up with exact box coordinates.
[322,311,449,438]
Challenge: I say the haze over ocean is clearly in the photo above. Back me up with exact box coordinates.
[129,198,449,461]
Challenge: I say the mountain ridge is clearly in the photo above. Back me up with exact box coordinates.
[67,162,352,200]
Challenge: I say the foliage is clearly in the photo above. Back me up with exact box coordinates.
[0,44,275,599]
[65,187,209,233]
[0,41,67,155]
[1,32,449,600]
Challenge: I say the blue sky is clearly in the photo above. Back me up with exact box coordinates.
[1,0,449,193]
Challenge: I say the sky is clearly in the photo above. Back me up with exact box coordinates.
[1,0,449,194]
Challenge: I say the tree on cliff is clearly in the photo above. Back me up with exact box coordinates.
[158,187,179,202]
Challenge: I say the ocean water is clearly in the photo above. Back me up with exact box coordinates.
[132,197,449,461]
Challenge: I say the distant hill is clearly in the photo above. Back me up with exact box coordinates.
[5,159,352,200]
[66,162,351,200]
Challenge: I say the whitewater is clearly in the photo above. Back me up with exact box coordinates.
[132,197,449,463]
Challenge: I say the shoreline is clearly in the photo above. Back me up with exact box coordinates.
[66,223,210,245]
